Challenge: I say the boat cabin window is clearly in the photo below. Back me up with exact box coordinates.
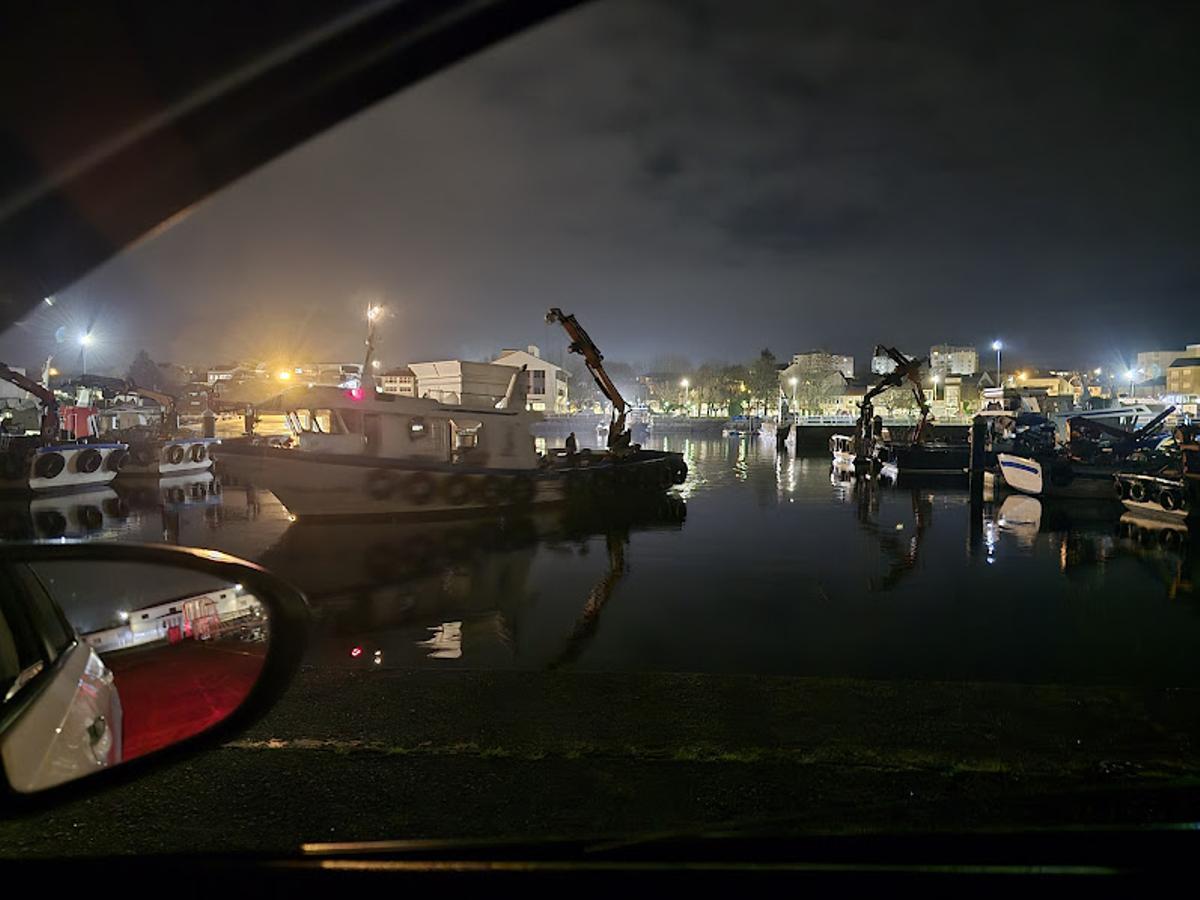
[288,408,353,435]
[451,419,482,450]
[408,417,428,440]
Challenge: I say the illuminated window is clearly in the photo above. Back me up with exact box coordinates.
[409,417,428,439]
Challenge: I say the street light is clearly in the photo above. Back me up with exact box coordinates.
[79,332,94,373]
[789,376,798,408]
[1125,369,1136,396]
[366,305,383,322]
[991,340,1002,387]
[930,373,940,401]
[1093,367,1102,376]
[680,377,690,414]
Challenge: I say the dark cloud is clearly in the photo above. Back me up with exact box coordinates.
[4,0,1198,374]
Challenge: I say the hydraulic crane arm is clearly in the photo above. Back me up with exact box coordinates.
[873,346,932,445]
[545,307,628,416]
[855,346,931,453]
[0,361,60,441]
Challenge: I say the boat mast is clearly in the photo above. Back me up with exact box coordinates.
[361,303,383,391]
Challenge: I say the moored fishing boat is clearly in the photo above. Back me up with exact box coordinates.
[1114,423,1198,523]
[218,309,686,518]
[69,376,220,477]
[0,363,128,493]
[995,407,1175,500]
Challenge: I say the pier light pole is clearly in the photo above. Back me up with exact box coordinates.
[991,340,1002,387]
[680,377,690,415]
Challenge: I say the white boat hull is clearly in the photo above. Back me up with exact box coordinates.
[219,451,567,518]
[118,438,219,478]
[996,453,1043,495]
[1,444,127,494]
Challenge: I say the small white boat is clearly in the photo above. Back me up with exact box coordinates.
[996,452,1043,495]
[830,434,855,464]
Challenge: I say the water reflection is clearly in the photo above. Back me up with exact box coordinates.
[262,494,686,669]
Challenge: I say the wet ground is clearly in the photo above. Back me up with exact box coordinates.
[2,434,1199,853]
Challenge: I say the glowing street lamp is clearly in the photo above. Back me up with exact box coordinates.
[991,340,1002,387]
[1093,367,1102,376]
[789,375,798,408]
[366,305,383,322]
[1125,369,1136,395]
[930,373,940,401]
[680,377,690,413]
[79,332,94,373]
[276,370,291,381]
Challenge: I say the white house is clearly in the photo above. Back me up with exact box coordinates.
[378,366,416,396]
[493,345,569,413]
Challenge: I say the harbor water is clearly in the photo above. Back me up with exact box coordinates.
[4,435,1197,687]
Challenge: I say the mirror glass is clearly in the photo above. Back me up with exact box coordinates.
[0,559,269,793]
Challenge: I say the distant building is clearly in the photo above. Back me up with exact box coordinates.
[206,362,269,386]
[791,350,854,379]
[377,366,416,397]
[929,344,979,378]
[1167,357,1200,397]
[408,360,522,408]
[493,345,569,413]
[293,362,363,386]
[1137,346,1200,379]
[871,353,897,375]
[205,364,238,385]
[1016,374,1074,397]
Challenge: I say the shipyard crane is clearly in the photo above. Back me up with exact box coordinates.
[0,361,60,441]
[853,346,930,463]
[546,308,631,450]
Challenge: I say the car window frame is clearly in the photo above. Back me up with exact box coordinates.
[0,568,78,735]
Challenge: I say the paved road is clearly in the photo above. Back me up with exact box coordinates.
[2,668,1200,856]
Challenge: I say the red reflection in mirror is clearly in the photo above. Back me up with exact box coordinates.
[103,640,266,760]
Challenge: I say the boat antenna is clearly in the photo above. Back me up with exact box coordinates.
[362,303,383,390]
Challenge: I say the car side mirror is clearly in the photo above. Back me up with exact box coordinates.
[0,543,306,799]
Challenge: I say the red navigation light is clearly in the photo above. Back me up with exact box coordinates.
[350,645,363,658]
[346,387,366,402]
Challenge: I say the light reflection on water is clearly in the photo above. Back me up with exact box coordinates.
[2,436,1197,685]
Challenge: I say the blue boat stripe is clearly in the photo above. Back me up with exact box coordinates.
[1000,459,1040,475]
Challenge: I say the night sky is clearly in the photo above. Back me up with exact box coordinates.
[4,0,1198,376]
